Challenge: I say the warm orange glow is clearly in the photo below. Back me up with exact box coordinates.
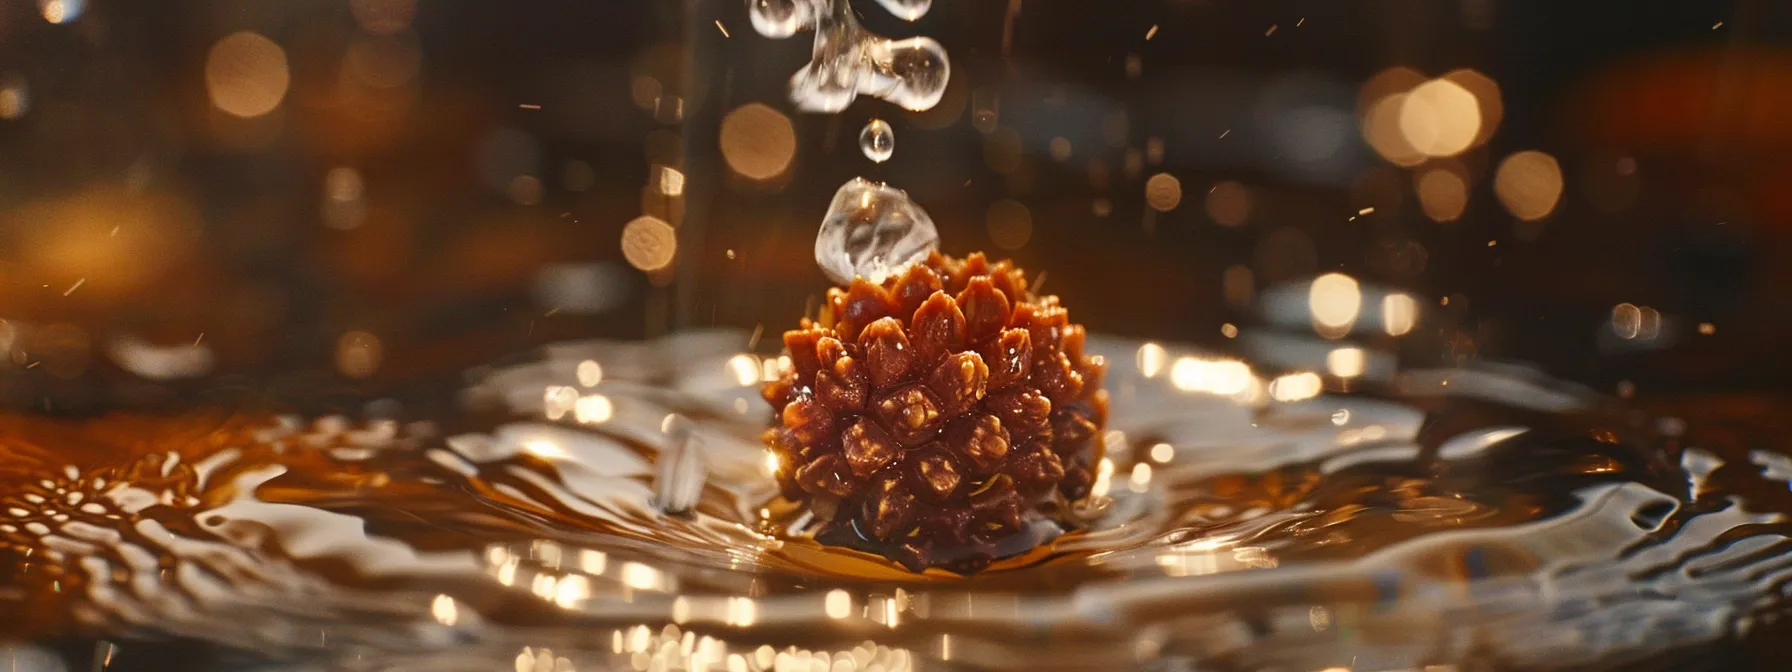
[1204,181,1252,226]
[1494,151,1564,221]
[206,32,291,118]
[621,216,678,272]
[719,103,796,181]
[335,331,383,379]
[1443,69,1503,147]
[1362,93,1425,167]
[986,200,1033,249]
[1145,173,1183,211]
[1415,166,1469,222]
[1399,78,1481,157]
[1309,273,1362,337]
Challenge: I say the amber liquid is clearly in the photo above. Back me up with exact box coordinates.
[0,335,1784,671]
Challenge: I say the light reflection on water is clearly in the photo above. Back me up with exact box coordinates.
[0,322,1784,671]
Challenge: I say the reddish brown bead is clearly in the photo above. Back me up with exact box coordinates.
[909,446,964,501]
[957,277,1011,342]
[1033,351,1085,405]
[761,371,796,413]
[988,261,1028,304]
[796,453,856,498]
[866,472,916,540]
[982,328,1032,390]
[815,356,868,412]
[784,328,828,381]
[969,475,1023,531]
[762,252,1107,573]
[891,263,943,319]
[911,291,967,363]
[841,419,899,478]
[987,388,1051,436]
[782,397,837,448]
[873,384,944,444]
[1061,324,1088,362]
[1008,439,1066,495]
[1051,408,1098,455]
[926,351,988,417]
[946,414,1010,475]
[834,279,895,341]
[859,317,917,389]
[1059,460,1095,500]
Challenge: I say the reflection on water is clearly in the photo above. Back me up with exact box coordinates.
[0,327,1785,670]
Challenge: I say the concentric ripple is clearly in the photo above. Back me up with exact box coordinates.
[0,329,1786,671]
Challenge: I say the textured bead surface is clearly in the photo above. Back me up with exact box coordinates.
[763,252,1108,573]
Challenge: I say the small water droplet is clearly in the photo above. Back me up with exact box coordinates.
[860,119,894,163]
[746,0,815,38]
[873,0,930,20]
[754,0,951,112]
[814,177,940,285]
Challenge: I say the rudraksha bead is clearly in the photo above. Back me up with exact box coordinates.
[762,252,1109,573]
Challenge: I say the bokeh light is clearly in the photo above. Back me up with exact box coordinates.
[621,216,678,272]
[206,32,291,119]
[0,76,30,120]
[1382,293,1419,336]
[1362,93,1425,167]
[983,127,1023,174]
[1443,69,1503,147]
[1308,273,1362,338]
[336,331,383,379]
[1170,357,1254,396]
[1204,181,1252,227]
[1494,150,1564,221]
[1145,173,1182,211]
[1398,78,1481,158]
[344,35,423,90]
[350,0,418,35]
[1326,347,1366,378]
[1415,165,1469,222]
[322,167,367,230]
[986,200,1033,249]
[577,360,604,387]
[719,103,796,181]
[38,0,84,24]
[1135,343,1166,378]
[1360,67,1500,166]
[1268,372,1323,402]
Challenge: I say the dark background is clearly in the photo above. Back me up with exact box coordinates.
[0,0,1785,418]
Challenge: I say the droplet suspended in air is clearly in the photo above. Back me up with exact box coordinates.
[872,0,931,21]
[860,119,894,162]
[751,0,952,112]
[746,0,816,38]
[814,177,940,285]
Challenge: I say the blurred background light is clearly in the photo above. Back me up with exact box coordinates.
[720,103,795,181]
[206,32,291,119]
[1494,150,1565,221]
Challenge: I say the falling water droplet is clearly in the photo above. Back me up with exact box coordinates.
[814,177,940,285]
[746,0,816,38]
[751,0,951,112]
[872,0,931,21]
[860,119,894,163]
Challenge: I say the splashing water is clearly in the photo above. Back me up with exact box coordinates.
[1,323,1788,670]
[746,0,950,112]
[745,0,816,38]
[813,177,940,284]
[859,118,894,163]
[873,0,930,21]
